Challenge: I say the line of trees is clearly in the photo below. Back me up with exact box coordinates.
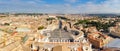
[74,20,116,32]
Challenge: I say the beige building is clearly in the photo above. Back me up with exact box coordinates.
[87,32,113,48]
[53,45,71,51]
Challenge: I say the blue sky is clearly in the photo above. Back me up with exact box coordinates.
[0,0,120,13]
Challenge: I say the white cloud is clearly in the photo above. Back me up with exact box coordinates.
[0,0,120,13]
[64,0,78,3]
[45,0,120,14]
[74,0,120,13]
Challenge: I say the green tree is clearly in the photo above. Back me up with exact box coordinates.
[56,16,70,21]
[46,17,55,21]
[38,26,44,30]
[4,23,10,26]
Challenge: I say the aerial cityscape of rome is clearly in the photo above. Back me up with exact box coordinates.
[0,0,120,51]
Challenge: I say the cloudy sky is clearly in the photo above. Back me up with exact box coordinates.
[0,0,120,14]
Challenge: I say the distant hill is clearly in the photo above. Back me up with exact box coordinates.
[87,14,120,17]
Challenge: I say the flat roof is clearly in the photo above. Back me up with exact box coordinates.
[104,39,120,48]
